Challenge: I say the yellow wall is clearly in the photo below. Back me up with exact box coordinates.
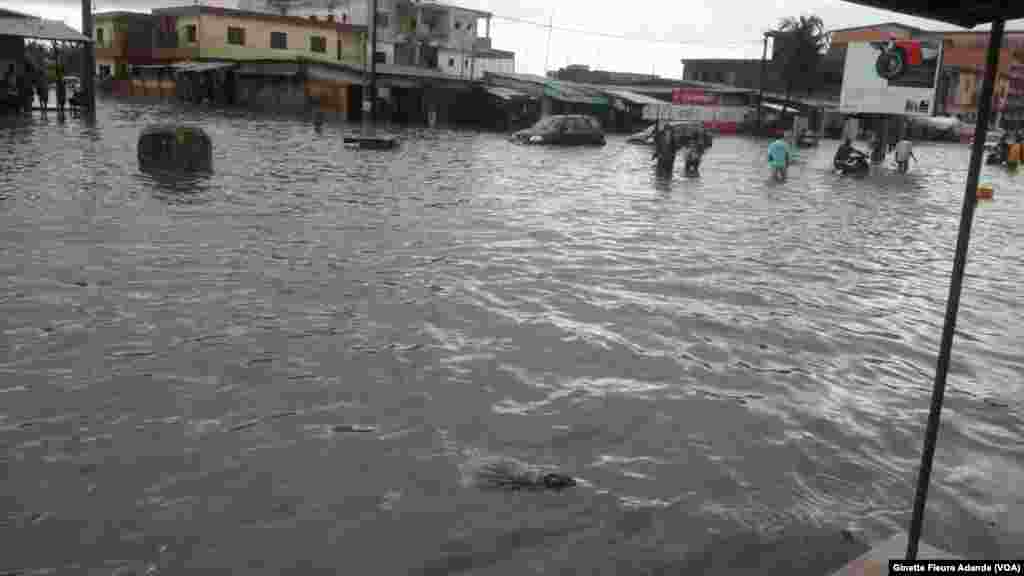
[191,13,364,65]
[175,15,201,48]
[93,18,115,49]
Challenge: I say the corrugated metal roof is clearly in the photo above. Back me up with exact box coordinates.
[603,89,665,106]
[0,17,91,42]
[484,71,607,105]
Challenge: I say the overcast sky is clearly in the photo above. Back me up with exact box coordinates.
[5,0,1022,77]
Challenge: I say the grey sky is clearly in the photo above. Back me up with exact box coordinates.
[5,0,1022,77]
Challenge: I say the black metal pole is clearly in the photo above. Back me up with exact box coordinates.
[361,0,378,135]
[757,33,768,135]
[81,0,96,116]
[905,17,1004,561]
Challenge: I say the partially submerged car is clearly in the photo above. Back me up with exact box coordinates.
[512,115,606,146]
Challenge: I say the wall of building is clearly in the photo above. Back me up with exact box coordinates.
[366,41,395,65]
[0,36,25,79]
[473,55,513,79]
[445,8,481,52]
[437,47,472,77]
[175,12,365,65]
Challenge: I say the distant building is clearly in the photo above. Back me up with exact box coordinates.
[548,65,662,85]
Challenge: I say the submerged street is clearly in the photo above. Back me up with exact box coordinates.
[1,99,1023,574]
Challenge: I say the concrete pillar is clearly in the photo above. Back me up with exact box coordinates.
[486,16,491,39]
[541,95,552,117]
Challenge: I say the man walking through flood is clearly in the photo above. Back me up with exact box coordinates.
[55,66,66,118]
[35,72,48,118]
[768,133,791,182]
[652,124,681,178]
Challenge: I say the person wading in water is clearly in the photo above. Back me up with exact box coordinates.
[653,124,681,178]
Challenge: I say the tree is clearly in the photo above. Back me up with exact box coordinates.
[773,15,829,112]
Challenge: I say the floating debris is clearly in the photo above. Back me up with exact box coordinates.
[228,419,261,432]
[461,455,577,491]
[331,424,377,434]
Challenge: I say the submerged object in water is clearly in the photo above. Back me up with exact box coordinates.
[138,125,213,173]
[462,455,577,491]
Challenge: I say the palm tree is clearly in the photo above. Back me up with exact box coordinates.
[773,15,829,113]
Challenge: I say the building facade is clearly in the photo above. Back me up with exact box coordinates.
[94,11,161,79]
[234,0,512,79]
[148,6,366,66]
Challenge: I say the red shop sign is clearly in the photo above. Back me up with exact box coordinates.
[672,88,719,105]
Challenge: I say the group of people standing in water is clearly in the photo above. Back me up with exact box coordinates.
[651,122,712,179]
[3,62,71,117]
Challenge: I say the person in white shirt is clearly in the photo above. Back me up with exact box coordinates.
[894,138,917,173]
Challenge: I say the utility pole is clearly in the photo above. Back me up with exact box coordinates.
[543,14,552,75]
[363,0,377,132]
[757,32,770,136]
[81,0,96,116]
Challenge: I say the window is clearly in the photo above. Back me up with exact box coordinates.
[310,36,326,53]
[337,38,343,60]
[228,27,245,46]
[454,21,461,30]
[98,64,112,77]
[185,24,197,43]
[448,57,455,67]
[376,12,389,27]
[374,51,386,64]
[271,31,287,49]
[96,27,104,45]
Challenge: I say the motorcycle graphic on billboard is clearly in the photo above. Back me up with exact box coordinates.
[868,39,942,88]
[840,38,944,116]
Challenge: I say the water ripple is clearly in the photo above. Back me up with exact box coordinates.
[0,100,1021,572]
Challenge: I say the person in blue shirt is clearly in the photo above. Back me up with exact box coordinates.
[768,135,791,182]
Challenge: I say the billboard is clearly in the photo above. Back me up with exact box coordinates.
[840,38,944,116]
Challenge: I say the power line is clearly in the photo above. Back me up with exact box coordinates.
[490,13,763,48]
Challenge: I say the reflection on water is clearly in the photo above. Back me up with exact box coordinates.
[0,98,1022,574]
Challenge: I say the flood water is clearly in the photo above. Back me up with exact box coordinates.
[2,99,1023,575]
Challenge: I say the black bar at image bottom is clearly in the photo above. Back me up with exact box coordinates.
[889,561,1023,575]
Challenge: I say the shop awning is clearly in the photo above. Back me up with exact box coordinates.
[542,80,608,105]
[485,86,532,100]
[307,63,363,84]
[838,0,1024,28]
[174,61,236,73]
[0,17,91,43]
[236,62,299,77]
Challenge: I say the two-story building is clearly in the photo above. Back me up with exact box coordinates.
[148,6,366,66]
[93,11,161,80]
[93,6,369,116]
